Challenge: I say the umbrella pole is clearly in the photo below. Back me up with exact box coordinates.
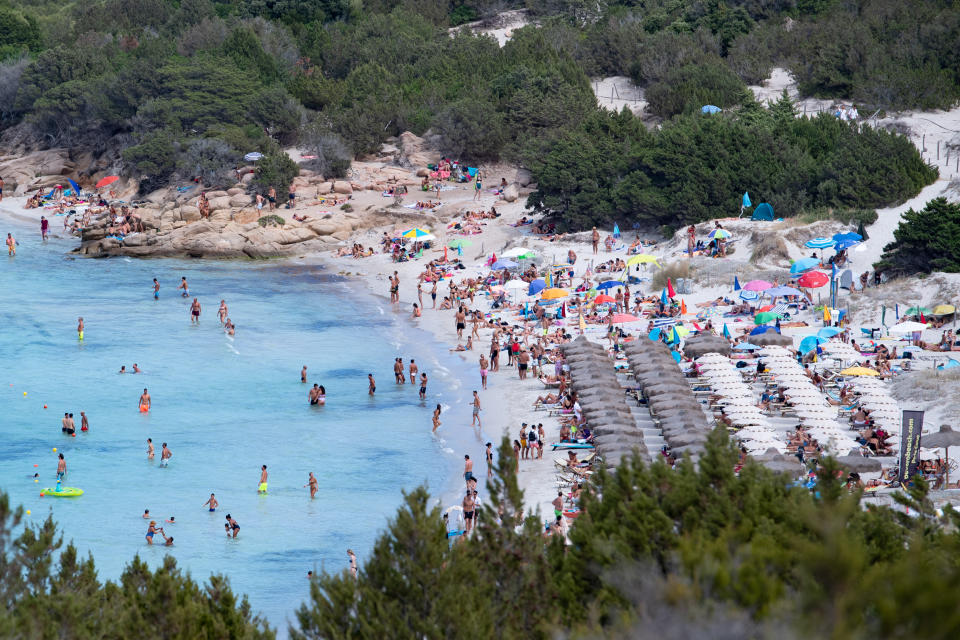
[946,448,950,489]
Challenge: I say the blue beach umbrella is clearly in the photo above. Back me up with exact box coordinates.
[244,152,263,162]
[68,178,82,196]
[528,279,546,296]
[733,275,741,291]
[833,232,862,243]
[660,288,669,305]
[648,327,661,341]
[750,325,779,336]
[805,237,834,249]
[798,335,827,355]
[596,281,621,291]
[491,260,518,270]
[613,223,621,238]
[742,192,751,208]
[938,359,960,370]
[739,290,759,301]
[722,324,731,339]
[734,342,761,351]
[790,258,819,274]
[834,239,860,251]
[817,326,843,339]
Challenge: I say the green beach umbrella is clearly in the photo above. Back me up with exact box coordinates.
[905,306,931,316]
[448,239,473,249]
[754,311,783,325]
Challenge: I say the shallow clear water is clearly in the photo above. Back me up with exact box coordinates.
[0,230,477,633]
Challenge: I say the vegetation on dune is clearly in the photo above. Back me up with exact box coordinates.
[877,198,960,276]
[294,431,960,639]
[0,0,949,219]
[528,94,937,230]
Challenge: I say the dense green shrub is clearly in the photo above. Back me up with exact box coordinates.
[299,124,351,178]
[257,214,285,227]
[179,138,239,188]
[122,133,179,193]
[528,99,937,230]
[252,150,299,199]
[645,58,750,118]
[876,198,960,276]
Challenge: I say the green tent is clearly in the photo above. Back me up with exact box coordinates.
[752,203,774,221]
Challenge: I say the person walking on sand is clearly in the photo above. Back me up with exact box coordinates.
[432,404,442,432]
[77,317,84,341]
[139,389,151,412]
[203,493,218,511]
[301,366,308,383]
[430,280,438,309]
[147,438,154,459]
[258,465,268,494]
[5,233,14,256]
[40,216,49,240]
[305,472,318,498]
[455,306,466,339]
[190,298,201,324]
[153,278,160,299]
[160,442,172,467]
[368,374,376,396]
[472,170,482,201]
[471,391,482,427]
[591,226,600,254]
[178,277,189,297]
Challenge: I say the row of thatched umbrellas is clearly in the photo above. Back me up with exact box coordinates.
[622,340,711,457]
[561,338,647,467]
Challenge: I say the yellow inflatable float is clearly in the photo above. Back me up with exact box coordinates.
[42,486,84,497]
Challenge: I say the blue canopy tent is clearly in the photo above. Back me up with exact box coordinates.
[701,105,721,114]
[751,203,774,221]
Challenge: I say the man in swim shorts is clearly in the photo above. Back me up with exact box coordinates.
[6,233,15,256]
[301,366,308,383]
[258,465,268,493]
[203,493,218,511]
[40,216,48,240]
[77,317,83,341]
[368,374,375,395]
[462,490,476,534]
[56,453,66,480]
[471,391,482,427]
[147,438,154,459]
[409,360,418,385]
[309,384,320,405]
[419,372,427,400]
[463,455,473,485]
[160,443,171,467]
[153,278,160,299]
[552,491,564,525]
[139,389,151,412]
[80,411,89,432]
[178,277,189,297]
[190,298,201,323]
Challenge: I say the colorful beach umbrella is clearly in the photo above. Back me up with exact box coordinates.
[610,313,640,323]
[805,237,834,249]
[595,281,621,291]
[790,257,819,274]
[502,247,535,258]
[840,366,879,377]
[708,228,731,240]
[799,335,827,355]
[95,175,119,189]
[797,271,829,288]
[754,312,783,325]
[765,285,802,297]
[626,254,660,267]
[540,288,569,300]
[667,278,676,298]
[593,294,616,304]
[743,280,773,291]
[904,306,931,316]
[739,290,759,301]
[448,239,472,249]
[527,279,546,296]
[402,227,431,238]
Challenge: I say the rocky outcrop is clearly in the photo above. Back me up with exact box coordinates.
[74,205,433,259]
[501,182,520,202]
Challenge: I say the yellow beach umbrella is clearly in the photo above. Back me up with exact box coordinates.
[674,325,691,338]
[626,254,661,267]
[840,366,879,377]
[933,304,956,316]
[402,227,431,238]
[540,288,569,300]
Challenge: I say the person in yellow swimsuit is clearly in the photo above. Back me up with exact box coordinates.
[258,464,268,493]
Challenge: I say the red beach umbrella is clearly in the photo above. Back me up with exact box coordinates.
[95,175,119,189]
[797,271,829,288]
[610,313,640,323]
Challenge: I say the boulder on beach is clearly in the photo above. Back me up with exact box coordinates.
[502,183,519,202]
[333,181,352,195]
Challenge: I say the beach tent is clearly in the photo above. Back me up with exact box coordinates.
[701,105,721,114]
[838,269,853,290]
[243,152,263,161]
[751,203,774,221]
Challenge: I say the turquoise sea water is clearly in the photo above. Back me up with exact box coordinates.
[0,229,477,632]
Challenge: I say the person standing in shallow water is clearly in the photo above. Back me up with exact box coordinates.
[258,465,268,493]
[190,298,201,324]
[305,472,318,498]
